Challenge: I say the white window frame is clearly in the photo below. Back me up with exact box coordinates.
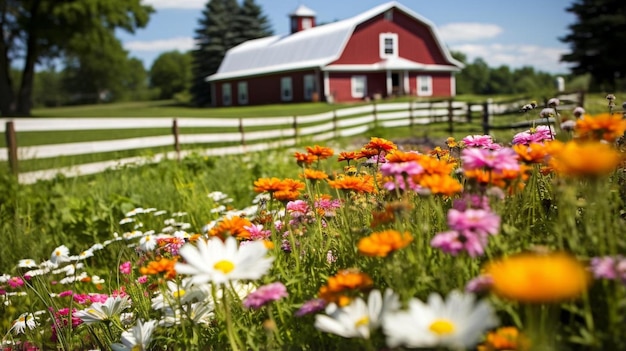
[379,33,398,58]
[222,83,232,106]
[281,77,293,101]
[302,17,312,30]
[237,81,248,105]
[351,75,367,99]
[417,75,433,96]
[303,74,315,101]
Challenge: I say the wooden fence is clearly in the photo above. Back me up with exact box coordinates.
[1,92,583,184]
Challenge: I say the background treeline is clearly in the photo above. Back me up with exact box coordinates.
[2,0,625,113]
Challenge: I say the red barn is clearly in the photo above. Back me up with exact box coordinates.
[206,1,463,107]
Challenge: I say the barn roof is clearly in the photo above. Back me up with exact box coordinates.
[207,1,463,82]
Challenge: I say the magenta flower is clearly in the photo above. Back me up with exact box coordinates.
[461,135,501,149]
[447,209,500,236]
[137,275,148,284]
[243,282,288,309]
[314,197,342,217]
[465,275,493,293]
[286,200,310,217]
[119,261,132,275]
[295,298,327,317]
[512,125,555,145]
[452,194,491,211]
[7,276,24,289]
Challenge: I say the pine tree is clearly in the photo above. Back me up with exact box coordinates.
[190,0,273,106]
[560,0,626,91]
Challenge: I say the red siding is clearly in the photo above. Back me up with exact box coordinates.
[408,72,453,96]
[328,72,386,102]
[331,10,447,65]
[214,70,322,107]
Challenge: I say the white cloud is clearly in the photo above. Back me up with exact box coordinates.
[452,43,572,73]
[438,23,503,43]
[142,0,205,9]
[124,37,196,52]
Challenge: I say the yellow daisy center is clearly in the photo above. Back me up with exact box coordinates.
[429,319,456,336]
[354,316,369,328]
[172,289,186,298]
[55,250,62,256]
[131,345,142,351]
[214,260,235,274]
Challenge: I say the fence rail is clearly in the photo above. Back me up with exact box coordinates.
[2,92,584,184]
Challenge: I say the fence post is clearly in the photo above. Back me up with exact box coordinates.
[292,116,298,143]
[578,90,585,107]
[5,121,18,175]
[239,118,246,147]
[332,110,338,138]
[466,102,473,123]
[408,100,414,131]
[447,99,454,134]
[482,101,490,135]
[171,119,180,161]
[372,101,378,124]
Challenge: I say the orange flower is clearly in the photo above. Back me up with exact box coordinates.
[294,151,317,165]
[253,177,284,193]
[446,137,459,148]
[357,148,379,159]
[306,145,334,159]
[513,142,550,164]
[209,216,252,240]
[547,140,622,177]
[357,230,413,257]
[479,327,530,351]
[385,150,422,163]
[484,251,590,303]
[337,151,360,162]
[575,113,626,142]
[327,175,376,193]
[417,155,456,175]
[363,137,397,153]
[418,174,463,196]
[318,269,373,306]
[140,257,178,280]
[464,169,507,188]
[370,201,413,228]
[301,168,329,181]
[273,190,302,202]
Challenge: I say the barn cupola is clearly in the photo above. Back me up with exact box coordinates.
[289,4,316,34]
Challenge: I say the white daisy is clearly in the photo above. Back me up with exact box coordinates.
[125,207,145,217]
[138,234,157,252]
[17,259,38,268]
[383,290,499,350]
[10,313,37,334]
[50,245,71,265]
[151,278,208,310]
[160,302,214,326]
[111,319,157,351]
[314,289,399,339]
[75,296,132,324]
[175,236,274,285]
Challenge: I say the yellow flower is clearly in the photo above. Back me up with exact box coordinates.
[575,113,626,142]
[484,251,590,303]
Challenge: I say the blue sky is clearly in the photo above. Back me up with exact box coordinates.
[119,0,577,74]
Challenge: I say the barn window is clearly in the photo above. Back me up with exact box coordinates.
[303,74,315,101]
[379,33,398,58]
[238,81,248,105]
[281,77,293,101]
[417,75,433,96]
[351,75,367,99]
[222,83,232,106]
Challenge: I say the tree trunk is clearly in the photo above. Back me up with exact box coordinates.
[0,3,15,116]
[16,33,36,116]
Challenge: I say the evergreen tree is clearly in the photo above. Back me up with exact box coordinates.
[560,0,626,91]
[190,0,273,107]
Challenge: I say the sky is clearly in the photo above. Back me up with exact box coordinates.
[119,0,578,74]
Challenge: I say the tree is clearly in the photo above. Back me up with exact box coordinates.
[150,51,192,99]
[0,0,153,116]
[560,0,626,91]
[190,0,273,106]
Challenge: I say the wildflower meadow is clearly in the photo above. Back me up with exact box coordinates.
[1,96,626,351]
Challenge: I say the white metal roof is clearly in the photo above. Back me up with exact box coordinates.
[207,1,463,82]
[289,4,316,17]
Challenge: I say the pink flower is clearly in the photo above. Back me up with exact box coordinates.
[243,282,288,309]
[465,275,493,293]
[137,275,148,284]
[58,290,73,298]
[286,200,309,217]
[461,147,520,173]
[430,230,488,257]
[447,209,500,236]
[590,256,619,280]
[511,125,555,145]
[119,261,132,275]
[314,197,342,217]
[245,224,271,241]
[462,135,500,149]
[380,161,423,177]
[8,276,24,289]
